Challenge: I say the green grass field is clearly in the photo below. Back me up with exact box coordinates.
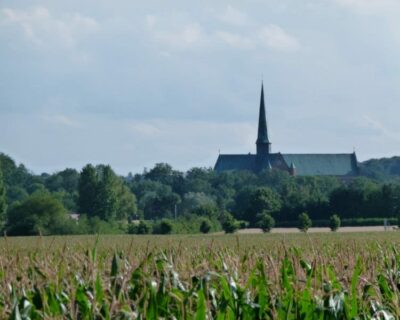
[1,232,399,319]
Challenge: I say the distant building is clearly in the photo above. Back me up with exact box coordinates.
[214,84,358,176]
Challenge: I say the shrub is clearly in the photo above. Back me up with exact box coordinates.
[137,220,151,234]
[220,212,239,234]
[238,220,249,229]
[329,214,341,232]
[298,212,312,233]
[153,219,173,235]
[199,218,212,234]
[258,213,275,233]
[128,220,151,234]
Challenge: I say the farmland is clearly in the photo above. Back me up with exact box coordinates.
[1,232,399,319]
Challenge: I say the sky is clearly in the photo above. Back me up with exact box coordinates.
[1,0,400,174]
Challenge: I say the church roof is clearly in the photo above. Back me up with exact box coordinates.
[214,154,256,172]
[214,152,358,176]
[281,153,358,176]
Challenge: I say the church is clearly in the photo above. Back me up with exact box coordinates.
[214,84,359,176]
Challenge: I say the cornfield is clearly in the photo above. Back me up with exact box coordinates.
[0,232,399,319]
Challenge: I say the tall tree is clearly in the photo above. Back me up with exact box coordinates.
[0,167,6,228]
[94,165,118,221]
[78,164,98,216]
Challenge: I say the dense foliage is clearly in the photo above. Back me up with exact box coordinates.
[2,152,400,235]
[0,233,399,318]
[330,214,341,231]
[298,212,312,232]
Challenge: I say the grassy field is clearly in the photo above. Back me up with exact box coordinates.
[1,232,399,319]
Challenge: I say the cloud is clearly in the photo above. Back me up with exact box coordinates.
[218,5,248,26]
[146,14,206,50]
[215,31,254,49]
[42,114,81,127]
[333,0,400,14]
[1,6,98,61]
[216,25,299,52]
[359,115,400,142]
[146,11,298,53]
[258,25,299,51]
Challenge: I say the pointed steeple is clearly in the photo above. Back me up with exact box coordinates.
[256,82,271,156]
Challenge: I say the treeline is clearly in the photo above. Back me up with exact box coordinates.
[1,152,400,235]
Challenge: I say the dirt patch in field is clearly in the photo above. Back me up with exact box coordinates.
[238,226,397,234]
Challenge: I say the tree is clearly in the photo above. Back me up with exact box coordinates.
[128,220,151,234]
[258,213,275,233]
[0,167,6,229]
[181,192,216,215]
[78,164,98,216]
[139,185,181,220]
[6,194,69,236]
[94,166,118,221]
[200,218,212,234]
[298,212,312,232]
[220,211,239,234]
[247,187,281,225]
[329,214,341,232]
[153,219,173,234]
[137,220,151,234]
[115,184,138,220]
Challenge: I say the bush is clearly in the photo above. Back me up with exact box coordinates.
[153,219,173,235]
[137,220,151,234]
[220,212,239,234]
[199,218,212,234]
[238,220,249,229]
[329,214,341,232]
[298,212,312,233]
[258,213,275,233]
[128,220,151,234]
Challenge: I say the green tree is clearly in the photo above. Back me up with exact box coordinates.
[116,183,138,220]
[298,212,312,232]
[128,220,151,234]
[78,164,98,216]
[258,212,275,233]
[0,167,6,228]
[199,218,212,234]
[247,187,281,225]
[6,186,28,204]
[329,214,341,232]
[153,219,173,234]
[94,166,118,221]
[6,194,69,236]
[181,192,216,215]
[220,211,239,234]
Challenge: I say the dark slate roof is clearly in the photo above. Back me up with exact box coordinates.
[214,152,358,176]
[214,154,256,172]
[281,153,358,176]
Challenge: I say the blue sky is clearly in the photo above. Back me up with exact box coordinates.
[1,0,400,174]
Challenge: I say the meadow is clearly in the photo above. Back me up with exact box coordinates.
[0,232,399,319]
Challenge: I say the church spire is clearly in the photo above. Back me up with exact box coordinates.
[256,82,271,156]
